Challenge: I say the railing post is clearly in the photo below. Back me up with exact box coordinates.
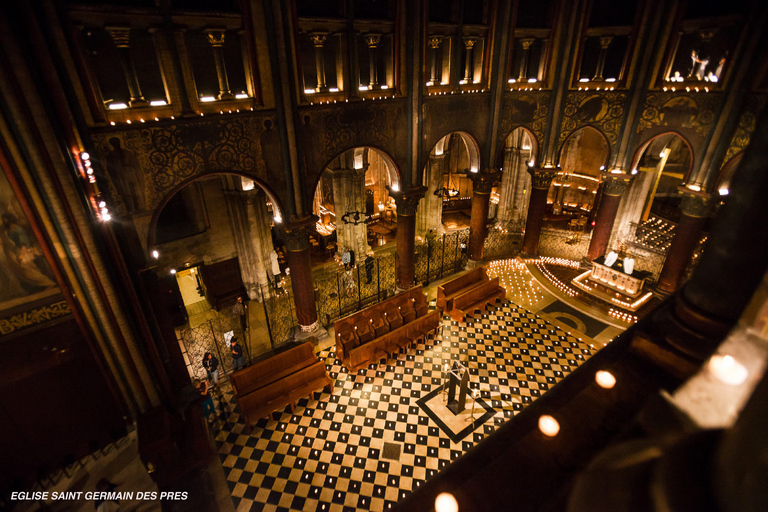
[261,284,275,351]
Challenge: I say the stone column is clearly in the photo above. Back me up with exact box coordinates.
[496,146,519,225]
[468,171,500,261]
[587,173,632,260]
[428,36,442,85]
[521,168,557,255]
[365,34,381,89]
[330,167,371,257]
[416,153,447,237]
[204,30,235,100]
[106,26,147,106]
[517,38,534,82]
[393,187,426,290]
[592,36,613,81]
[246,189,276,298]
[310,32,328,91]
[657,191,711,293]
[284,217,318,330]
[463,37,477,82]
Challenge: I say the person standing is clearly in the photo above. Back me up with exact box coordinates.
[341,247,351,270]
[349,248,356,268]
[364,252,374,284]
[202,352,219,388]
[231,337,245,371]
[269,248,281,288]
[195,379,216,423]
[232,296,248,332]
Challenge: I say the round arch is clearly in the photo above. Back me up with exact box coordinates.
[556,126,612,170]
[428,131,481,173]
[499,126,539,168]
[311,146,403,195]
[147,170,285,252]
[714,152,743,194]
[630,131,695,181]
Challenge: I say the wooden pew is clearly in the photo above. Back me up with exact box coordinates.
[451,277,505,322]
[230,341,316,397]
[437,267,489,312]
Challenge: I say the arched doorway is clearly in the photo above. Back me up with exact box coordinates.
[496,126,538,230]
[546,126,610,229]
[312,147,401,266]
[416,132,481,236]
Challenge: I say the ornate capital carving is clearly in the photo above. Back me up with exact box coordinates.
[205,29,226,47]
[528,168,558,189]
[364,34,381,48]
[469,170,501,194]
[106,26,131,48]
[429,36,442,49]
[283,215,317,251]
[520,38,535,50]
[599,36,614,49]
[310,32,327,47]
[463,37,477,49]
[679,190,712,218]
[392,186,427,216]
[600,173,632,196]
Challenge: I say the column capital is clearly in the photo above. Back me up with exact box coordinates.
[679,189,713,218]
[204,29,226,47]
[391,186,427,216]
[468,170,501,194]
[105,26,131,48]
[364,33,382,48]
[309,32,328,47]
[428,36,442,49]
[519,38,535,50]
[463,37,478,49]
[283,215,317,251]
[429,153,448,164]
[600,172,633,196]
[527,167,558,189]
[599,36,614,49]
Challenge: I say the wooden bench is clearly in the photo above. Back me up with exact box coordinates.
[230,342,333,429]
[437,267,489,312]
[451,277,505,322]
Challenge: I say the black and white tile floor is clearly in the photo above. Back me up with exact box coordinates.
[212,300,595,511]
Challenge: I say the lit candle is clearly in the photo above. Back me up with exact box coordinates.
[595,371,616,389]
[435,492,459,512]
[708,355,748,385]
[538,415,560,437]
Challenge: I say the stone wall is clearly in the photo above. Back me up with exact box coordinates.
[539,228,591,261]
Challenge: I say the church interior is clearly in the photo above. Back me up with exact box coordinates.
[1,0,768,511]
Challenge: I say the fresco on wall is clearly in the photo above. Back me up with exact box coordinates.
[557,91,628,154]
[638,92,720,138]
[499,91,550,153]
[723,94,766,163]
[0,171,59,312]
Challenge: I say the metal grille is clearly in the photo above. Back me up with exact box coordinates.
[413,229,470,284]
[177,308,247,380]
[482,227,522,261]
[261,281,299,349]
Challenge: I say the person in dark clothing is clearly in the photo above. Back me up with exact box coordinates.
[231,337,245,371]
[349,249,356,268]
[232,296,248,332]
[195,379,215,422]
[202,352,219,387]
[364,252,374,284]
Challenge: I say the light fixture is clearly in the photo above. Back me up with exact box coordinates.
[274,214,282,224]
[150,100,168,106]
[200,96,216,102]
[108,102,128,110]
[80,152,90,161]
[235,93,249,99]
[708,355,748,385]
[595,371,616,388]
[631,169,638,175]
[170,269,177,274]
[718,187,729,196]
[579,78,589,82]
[687,184,701,192]
[435,492,459,512]
[101,212,111,221]
[528,78,537,83]
[152,250,159,259]
[605,78,616,82]
[304,89,316,94]
[98,201,106,208]
[390,183,399,192]
[538,415,560,437]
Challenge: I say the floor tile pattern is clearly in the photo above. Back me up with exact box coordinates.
[212,300,595,512]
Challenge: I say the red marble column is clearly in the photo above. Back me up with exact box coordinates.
[393,187,426,290]
[521,168,557,255]
[587,174,632,261]
[284,216,318,329]
[468,171,500,261]
[657,191,711,294]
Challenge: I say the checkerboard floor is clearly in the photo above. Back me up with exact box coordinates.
[212,299,595,511]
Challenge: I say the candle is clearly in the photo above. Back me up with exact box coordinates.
[538,415,560,437]
[435,492,459,512]
[595,371,616,389]
[708,355,748,385]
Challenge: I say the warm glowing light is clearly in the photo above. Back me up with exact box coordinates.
[235,93,249,99]
[101,212,111,221]
[579,78,589,82]
[170,269,176,274]
[274,214,282,223]
[435,492,459,512]
[98,201,106,208]
[390,183,399,192]
[687,184,701,192]
[708,355,748,385]
[470,167,478,173]
[718,187,729,196]
[80,152,90,161]
[304,89,316,94]
[380,85,389,89]
[528,78,537,83]
[538,415,560,437]
[329,87,340,92]
[200,96,216,102]
[108,102,128,110]
[631,169,638,175]
[595,371,616,388]
[152,250,159,259]
[150,100,168,106]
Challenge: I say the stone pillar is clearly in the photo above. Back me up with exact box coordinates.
[592,36,613,81]
[330,167,371,257]
[204,30,235,100]
[416,153,447,237]
[468,171,500,261]
[284,217,318,330]
[463,38,476,82]
[428,37,442,85]
[657,191,711,293]
[365,34,381,89]
[587,173,632,261]
[106,26,147,106]
[521,168,557,255]
[246,189,276,298]
[310,32,328,91]
[517,38,534,81]
[393,187,426,290]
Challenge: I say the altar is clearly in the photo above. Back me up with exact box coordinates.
[571,253,653,311]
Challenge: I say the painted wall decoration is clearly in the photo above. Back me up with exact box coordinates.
[723,94,767,163]
[557,91,628,154]
[0,171,60,315]
[637,92,721,138]
[92,115,280,216]
[499,91,550,160]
